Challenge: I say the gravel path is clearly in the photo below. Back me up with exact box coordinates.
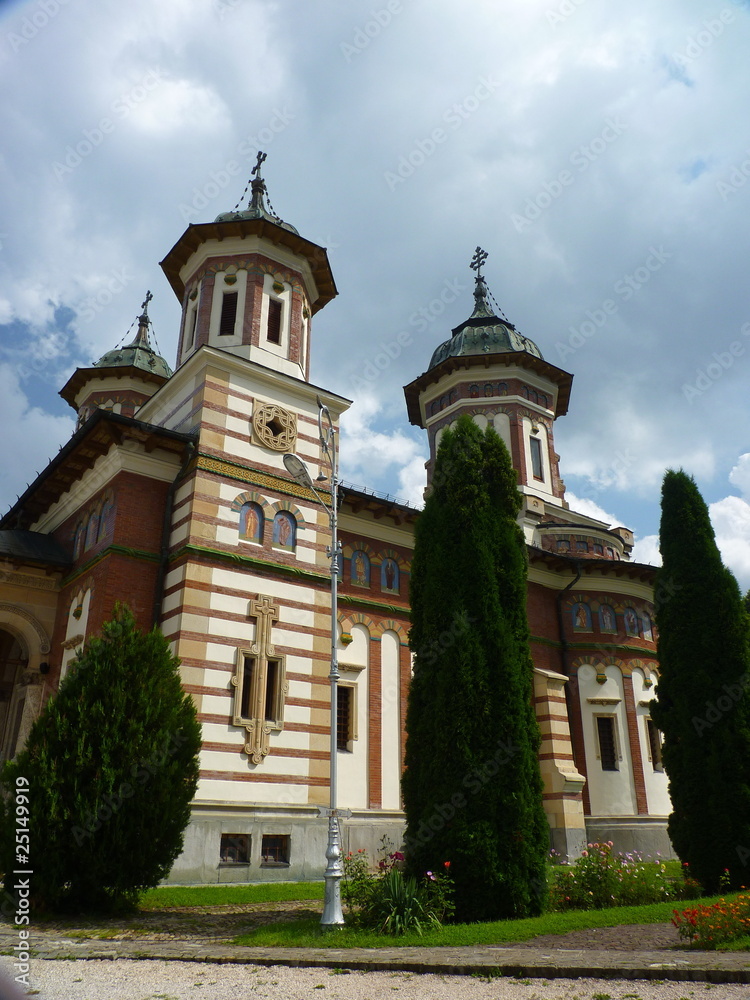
[2,958,747,1000]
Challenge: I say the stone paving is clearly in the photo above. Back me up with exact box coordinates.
[1,921,749,985]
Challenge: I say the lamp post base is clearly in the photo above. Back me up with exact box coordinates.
[320,813,345,928]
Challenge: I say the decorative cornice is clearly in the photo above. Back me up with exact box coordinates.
[61,544,160,587]
[196,453,330,506]
[170,543,328,585]
[338,593,411,620]
[0,572,59,592]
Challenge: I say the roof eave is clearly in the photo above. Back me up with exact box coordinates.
[159,218,337,312]
[404,352,574,427]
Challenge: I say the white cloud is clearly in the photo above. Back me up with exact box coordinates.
[632,533,661,568]
[710,495,750,592]
[0,365,74,511]
[564,492,620,526]
[339,394,426,498]
[729,452,750,497]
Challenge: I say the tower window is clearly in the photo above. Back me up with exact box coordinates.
[240,655,255,719]
[646,718,664,771]
[266,298,282,344]
[219,292,238,336]
[596,716,619,771]
[530,436,544,479]
[187,306,198,347]
[337,685,353,752]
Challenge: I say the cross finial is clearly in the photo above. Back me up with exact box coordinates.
[252,151,267,178]
[470,246,488,277]
[140,290,153,315]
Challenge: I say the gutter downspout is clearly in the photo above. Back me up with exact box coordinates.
[153,441,196,629]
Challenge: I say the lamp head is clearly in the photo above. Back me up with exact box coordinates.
[283,452,314,488]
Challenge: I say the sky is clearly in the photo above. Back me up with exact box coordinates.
[1,0,750,587]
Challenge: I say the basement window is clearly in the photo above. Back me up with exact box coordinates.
[220,833,250,865]
[261,834,290,866]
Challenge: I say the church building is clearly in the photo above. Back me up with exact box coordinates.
[0,160,670,882]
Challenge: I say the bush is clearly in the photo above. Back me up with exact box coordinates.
[673,893,750,948]
[342,848,454,935]
[549,842,701,911]
[0,605,201,913]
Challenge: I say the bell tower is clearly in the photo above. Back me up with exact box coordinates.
[160,153,336,382]
[404,249,574,518]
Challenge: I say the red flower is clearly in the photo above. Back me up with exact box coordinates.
[443,861,451,869]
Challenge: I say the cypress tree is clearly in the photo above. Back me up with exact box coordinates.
[402,414,549,921]
[651,470,750,893]
[0,604,201,912]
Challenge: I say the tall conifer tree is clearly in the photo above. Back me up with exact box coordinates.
[402,414,548,921]
[651,470,750,892]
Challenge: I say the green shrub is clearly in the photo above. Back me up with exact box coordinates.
[0,605,201,913]
[342,848,454,935]
[549,842,702,911]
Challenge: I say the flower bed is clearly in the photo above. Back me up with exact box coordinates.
[672,892,750,948]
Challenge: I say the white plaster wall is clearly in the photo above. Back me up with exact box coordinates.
[632,670,671,817]
[60,588,92,682]
[381,630,402,810]
[337,623,368,809]
[491,411,512,453]
[578,663,637,817]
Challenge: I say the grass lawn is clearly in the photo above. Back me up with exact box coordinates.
[139,881,325,909]
[231,893,734,949]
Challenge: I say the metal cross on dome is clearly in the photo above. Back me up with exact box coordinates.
[252,150,267,178]
[470,246,488,277]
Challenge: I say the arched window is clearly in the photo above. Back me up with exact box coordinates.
[624,608,640,637]
[469,384,480,398]
[641,613,653,641]
[350,550,370,587]
[98,497,114,541]
[272,511,296,551]
[572,602,592,630]
[73,523,84,559]
[381,558,399,594]
[84,511,99,550]
[240,502,264,544]
[599,604,616,632]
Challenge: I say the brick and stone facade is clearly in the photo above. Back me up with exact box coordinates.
[0,170,672,883]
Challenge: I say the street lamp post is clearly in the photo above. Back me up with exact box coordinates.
[283,398,345,928]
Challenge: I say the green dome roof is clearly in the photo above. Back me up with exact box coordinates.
[94,342,172,379]
[93,294,172,379]
[428,273,543,371]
